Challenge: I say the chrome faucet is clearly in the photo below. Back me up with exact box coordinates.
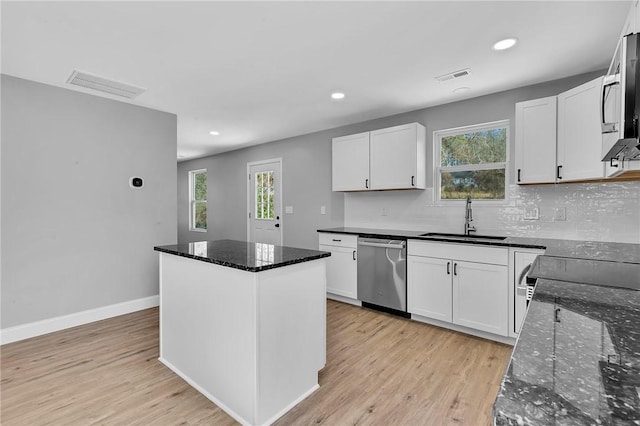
[464,195,477,235]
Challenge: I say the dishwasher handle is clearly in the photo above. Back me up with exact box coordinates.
[358,241,405,250]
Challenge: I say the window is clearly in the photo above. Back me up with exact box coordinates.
[255,170,274,220]
[189,169,207,231]
[434,120,509,203]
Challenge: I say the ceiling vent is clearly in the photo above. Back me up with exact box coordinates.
[435,68,471,83]
[66,70,146,99]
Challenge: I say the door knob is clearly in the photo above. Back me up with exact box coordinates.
[275,223,280,228]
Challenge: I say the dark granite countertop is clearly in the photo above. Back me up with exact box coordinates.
[154,239,330,272]
[318,227,640,263]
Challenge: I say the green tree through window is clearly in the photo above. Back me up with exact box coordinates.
[436,121,508,201]
[190,169,207,230]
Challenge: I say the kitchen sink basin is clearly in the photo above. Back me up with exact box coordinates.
[419,232,507,241]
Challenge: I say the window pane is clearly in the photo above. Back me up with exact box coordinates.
[441,128,506,166]
[440,169,506,200]
[254,171,275,220]
[194,172,207,201]
[194,202,207,229]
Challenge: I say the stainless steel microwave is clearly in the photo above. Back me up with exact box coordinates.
[602,33,640,161]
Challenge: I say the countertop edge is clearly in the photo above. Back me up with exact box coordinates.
[154,245,331,273]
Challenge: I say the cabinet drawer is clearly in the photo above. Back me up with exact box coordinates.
[408,240,508,265]
[318,233,358,248]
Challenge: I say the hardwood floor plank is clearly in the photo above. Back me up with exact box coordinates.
[1,300,511,425]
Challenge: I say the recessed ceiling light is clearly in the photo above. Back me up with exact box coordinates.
[493,38,518,51]
[209,131,220,136]
[331,92,345,100]
[453,87,471,94]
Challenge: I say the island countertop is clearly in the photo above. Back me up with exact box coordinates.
[154,239,330,272]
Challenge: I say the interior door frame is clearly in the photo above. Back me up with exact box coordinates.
[246,158,283,244]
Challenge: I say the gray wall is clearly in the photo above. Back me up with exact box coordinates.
[177,131,346,249]
[1,75,177,328]
[177,70,606,248]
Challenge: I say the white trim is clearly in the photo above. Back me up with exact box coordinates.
[326,294,362,307]
[0,295,159,345]
[246,158,283,244]
[433,119,510,205]
[411,313,516,346]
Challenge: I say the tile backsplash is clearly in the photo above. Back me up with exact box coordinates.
[344,181,640,244]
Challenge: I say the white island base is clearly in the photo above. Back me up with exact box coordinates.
[158,252,326,426]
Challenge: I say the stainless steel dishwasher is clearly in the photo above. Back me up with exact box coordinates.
[357,237,408,316]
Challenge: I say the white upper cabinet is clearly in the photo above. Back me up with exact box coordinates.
[369,123,426,190]
[331,123,426,192]
[515,96,557,184]
[332,132,370,191]
[557,76,605,182]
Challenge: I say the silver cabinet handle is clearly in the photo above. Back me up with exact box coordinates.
[358,241,405,250]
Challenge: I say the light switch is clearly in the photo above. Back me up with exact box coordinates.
[554,207,566,221]
[320,205,326,215]
[285,206,294,214]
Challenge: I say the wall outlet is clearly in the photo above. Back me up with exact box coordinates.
[320,205,326,215]
[285,205,294,214]
[523,207,539,220]
[554,207,566,221]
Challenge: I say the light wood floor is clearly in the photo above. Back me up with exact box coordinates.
[1,300,512,425]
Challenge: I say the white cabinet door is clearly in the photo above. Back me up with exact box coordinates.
[515,96,557,184]
[407,255,452,322]
[557,76,605,182]
[452,261,508,336]
[369,123,426,190]
[332,132,370,191]
[319,244,357,299]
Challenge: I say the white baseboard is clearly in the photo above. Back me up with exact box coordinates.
[326,293,361,306]
[410,313,516,346]
[0,295,159,345]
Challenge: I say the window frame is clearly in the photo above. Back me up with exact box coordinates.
[189,168,207,232]
[433,119,510,205]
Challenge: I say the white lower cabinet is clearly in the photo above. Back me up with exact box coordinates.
[407,256,452,322]
[452,261,508,336]
[408,240,509,338]
[318,233,358,301]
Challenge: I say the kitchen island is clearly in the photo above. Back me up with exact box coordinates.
[154,239,330,426]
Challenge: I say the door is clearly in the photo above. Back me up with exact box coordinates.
[557,76,605,181]
[248,159,282,245]
[407,255,452,322]
[452,260,508,336]
[515,96,557,184]
[332,132,370,191]
[319,244,357,299]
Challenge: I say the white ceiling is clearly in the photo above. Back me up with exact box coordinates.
[1,1,632,161]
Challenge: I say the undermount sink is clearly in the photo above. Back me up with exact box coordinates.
[419,232,507,241]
